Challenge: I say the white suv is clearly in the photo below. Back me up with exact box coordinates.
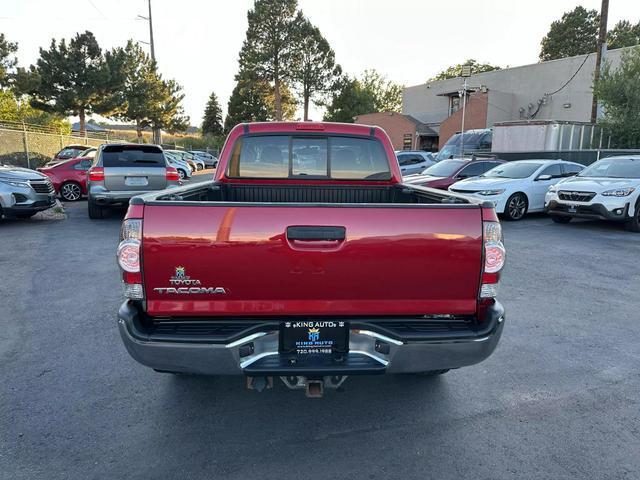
[545,156,640,232]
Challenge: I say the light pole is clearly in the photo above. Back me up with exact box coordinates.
[459,64,472,157]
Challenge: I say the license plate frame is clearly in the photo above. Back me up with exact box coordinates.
[125,176,148,187]
[279,320,349,356]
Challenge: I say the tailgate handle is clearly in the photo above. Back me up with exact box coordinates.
[286,226,346,241]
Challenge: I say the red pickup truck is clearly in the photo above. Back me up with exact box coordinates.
[116,122,506,397]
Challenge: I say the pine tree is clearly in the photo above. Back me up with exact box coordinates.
[291,15,340,120]
[23,31,114,135]
[201,91,224,136]
[237,0,301,120]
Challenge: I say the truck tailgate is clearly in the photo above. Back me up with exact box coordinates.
[142,204,483,316]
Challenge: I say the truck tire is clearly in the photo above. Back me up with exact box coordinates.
[504,193,528,221]
[624,201,640,232]
[88,200,104,219]
[551,215,571,224]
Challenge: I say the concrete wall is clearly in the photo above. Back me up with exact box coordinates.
[353,112,417,150]
[402,48,626,139]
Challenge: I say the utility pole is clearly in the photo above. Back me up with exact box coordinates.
[138,0,160,143]
[147,0,156,63]
[591,0,609,123]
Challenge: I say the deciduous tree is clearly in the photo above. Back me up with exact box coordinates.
[607,20,640,50]
[322,76,376,123]
[430,59,501,81]
[539,7,599,61]
[594,47,640,148]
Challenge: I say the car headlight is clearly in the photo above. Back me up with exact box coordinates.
[0,177,30,188]
[601,187,635,197]
[477,189,505,196]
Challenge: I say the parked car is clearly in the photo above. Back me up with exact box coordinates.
[37,154,94,201]
[166,150,204,171]
[52,145,89,163]
[449,159,584,221]
[395,150,436,175]
[116,121,506,397]
[404,157,506,190]
[190,150,218,168]
[0,165,56,218]
[545,156,640,231]
[435,128,492,161]
[44,147,96,168]
[87,144,181,219]
[166,151,195,173]
[164,152,192,180]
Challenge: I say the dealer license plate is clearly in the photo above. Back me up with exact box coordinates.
[280,320,349,355]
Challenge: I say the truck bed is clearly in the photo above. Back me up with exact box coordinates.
[144,180,471,205]
[135,181,484,318]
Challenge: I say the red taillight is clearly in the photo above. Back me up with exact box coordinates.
[118,219,143,299]
[166,166,180,181]
[88,167,104,182]
[481,221,505,298]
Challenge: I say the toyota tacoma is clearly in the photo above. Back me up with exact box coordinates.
[116,122,506,396]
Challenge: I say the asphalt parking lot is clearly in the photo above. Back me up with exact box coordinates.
[2,188,639,479]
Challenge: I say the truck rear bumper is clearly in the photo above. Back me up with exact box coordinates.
[118,301,505,376]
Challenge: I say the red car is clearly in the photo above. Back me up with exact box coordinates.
[115,122,506,396]
[404,157,505,190]
[37,154,94,201]
[51,145,89,164]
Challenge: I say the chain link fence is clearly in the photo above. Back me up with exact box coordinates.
[0,121,128,169]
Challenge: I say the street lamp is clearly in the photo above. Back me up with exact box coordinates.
[459,64,472,157]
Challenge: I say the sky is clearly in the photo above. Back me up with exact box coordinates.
[2,0,640,126]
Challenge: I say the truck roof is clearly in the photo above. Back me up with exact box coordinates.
[232,121,383,136]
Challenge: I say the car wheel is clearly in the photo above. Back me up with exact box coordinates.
[197,164,203,171]
[213,161,218,169]
[60,181,83,201]
[504,193,528,221]
[551,215,572,224]
[88,200,104,219]
[414,369,450,376]
[177,169,186,180]
[624,200,640,232]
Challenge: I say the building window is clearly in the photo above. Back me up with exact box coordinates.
[449,95,461,116]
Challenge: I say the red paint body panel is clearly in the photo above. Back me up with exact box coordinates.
[142,204,483,316]
[38,157,89,195]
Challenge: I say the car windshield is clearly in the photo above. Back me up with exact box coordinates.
[482,162,542,179]
[578,158,640,179]
[422,159,466,177]
[435,132,488,161]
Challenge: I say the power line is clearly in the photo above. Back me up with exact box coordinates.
[86,0,106,19]
[546,53,591,96]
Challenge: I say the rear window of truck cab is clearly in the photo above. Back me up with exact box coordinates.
[101,145,165,168]
[227,135,392,180]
